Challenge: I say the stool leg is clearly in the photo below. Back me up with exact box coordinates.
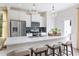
[59,47,62,56]
[45,50,48,56]
[64,46,65,53]
[35,53,38,56]
[39,53,41,56]
[66,45,68,56]
[71,44,73,56]
[31,49,33,56]
[52,48,55,56]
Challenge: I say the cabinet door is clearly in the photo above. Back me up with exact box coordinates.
[31,22,40,27]
[20,21,26,36]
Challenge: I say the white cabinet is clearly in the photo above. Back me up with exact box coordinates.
[31,13,46,27]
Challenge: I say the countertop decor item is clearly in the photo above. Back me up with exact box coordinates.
[48,26,61,36]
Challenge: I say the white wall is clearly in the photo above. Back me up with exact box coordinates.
[46,12,55,34]
[55,15,64,35]
[55,7,77,48]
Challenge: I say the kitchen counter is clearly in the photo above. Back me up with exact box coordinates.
[7,34,69,45]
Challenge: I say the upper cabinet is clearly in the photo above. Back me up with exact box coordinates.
[31,12,46,27]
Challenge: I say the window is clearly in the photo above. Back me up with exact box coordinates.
[0,14,3,37]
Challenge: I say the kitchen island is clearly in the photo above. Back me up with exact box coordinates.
[6,34,70,53]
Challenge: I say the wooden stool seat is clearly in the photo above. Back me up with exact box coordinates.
[46,44,62,56]
[14,50,30,56]
[62,41,72,46]
[7,50,30,56]
[31,46,48,56]
[33,47,48,53]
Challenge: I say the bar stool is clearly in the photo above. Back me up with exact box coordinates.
[46,44,62,56]
[61,40,73,56]
[7,50,31,56]
[30,46,48,56]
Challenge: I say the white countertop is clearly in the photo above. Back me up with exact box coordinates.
[7,34,70,45]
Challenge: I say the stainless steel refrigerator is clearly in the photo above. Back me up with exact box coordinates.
[10,20,26,37]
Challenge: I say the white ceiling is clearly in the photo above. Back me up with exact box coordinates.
[0,3,77,12]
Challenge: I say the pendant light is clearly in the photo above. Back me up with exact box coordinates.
[31,3,37,14]
[52,4,55,17]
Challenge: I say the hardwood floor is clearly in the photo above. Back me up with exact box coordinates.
[73,48,79,56]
